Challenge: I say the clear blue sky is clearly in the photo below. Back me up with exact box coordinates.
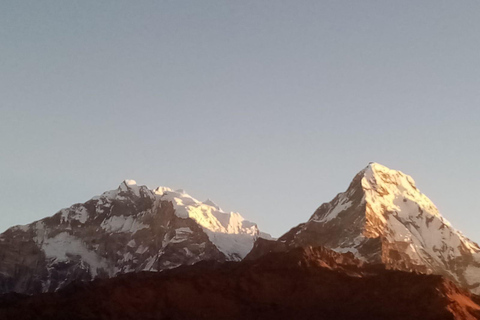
[1,1,479,243]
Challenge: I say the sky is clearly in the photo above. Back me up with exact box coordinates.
[1,1,479,243]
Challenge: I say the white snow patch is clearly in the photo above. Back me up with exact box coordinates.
[101,215,148,233]
[136,245,149,254]
[12,224,29,232]
[125,179,137,186]
[176,227,193,234]
[204,230,255,260]
[100,189,118,200]
[465,264,480,286]
[203,199,222,211]
[62,206,89,224]
[312,197,352,223]
[41,232,108,277]
[154,186,173,196]
[143,256,157,271]
[259,231,274,240]
[156,189,263,259]
[170,227,194,244]
[119,252,134,263]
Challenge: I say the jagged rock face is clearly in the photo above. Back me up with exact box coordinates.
[0,180,268,294]
[248,163,480,294]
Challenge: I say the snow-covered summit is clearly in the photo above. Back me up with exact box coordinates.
[255,163,480,295]
[153,186,173,196]
[0,180,270,294]
[152,186,263,259]
[94,180,268,260]
[358,163,475,249]
[124,179,137,186]
[203,199,222,211]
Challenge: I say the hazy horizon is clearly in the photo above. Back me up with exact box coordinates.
[1,1,479,243]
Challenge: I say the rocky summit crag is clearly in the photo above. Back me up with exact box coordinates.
[248,163,480,295]
[0,180,270,294]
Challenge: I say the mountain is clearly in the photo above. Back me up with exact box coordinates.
[247,163,480,295]
[1,246,479,320]
[0,180,270,294]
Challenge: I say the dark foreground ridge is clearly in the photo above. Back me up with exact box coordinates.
[1,246,479,320]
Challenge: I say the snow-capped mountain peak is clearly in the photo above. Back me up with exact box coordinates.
[358,164,478,254]
[103,181,266,259]
[0,180,269,294]
[123,179,138,186]
[251,163,480,295]
[118,179,143,196]
[154,188,260,259]
[153,186,173,195]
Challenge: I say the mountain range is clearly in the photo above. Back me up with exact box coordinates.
[0,162,479,316]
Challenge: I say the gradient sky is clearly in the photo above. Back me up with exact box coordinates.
[1,1,479,243]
